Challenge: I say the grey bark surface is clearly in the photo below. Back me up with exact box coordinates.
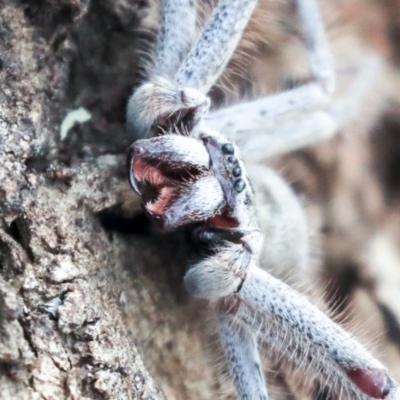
[0,1,167,398]
[1,1,400,400]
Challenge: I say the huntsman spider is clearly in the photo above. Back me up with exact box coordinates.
[126,0,400,399]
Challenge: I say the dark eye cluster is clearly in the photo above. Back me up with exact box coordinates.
[221,143,246,193]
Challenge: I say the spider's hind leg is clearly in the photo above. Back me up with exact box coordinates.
[206,0,382,160]
[207,0,335,133]
[224,54,382,161]
[296,0,335,94]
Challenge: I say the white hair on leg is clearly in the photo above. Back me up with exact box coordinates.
[175,0,259,92]
[217,312,268,400]
[155,0,196,78]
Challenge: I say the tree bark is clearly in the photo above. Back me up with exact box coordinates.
[0,1,166,398]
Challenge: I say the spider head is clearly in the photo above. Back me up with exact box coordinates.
[127,132,256,231]
[126,76,210,140]
[200,132,255,229]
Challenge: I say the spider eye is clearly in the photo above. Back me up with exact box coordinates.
[234,179,246,193]
[225,155,237,165]
[232,166,241,178]
[221,143,234,155]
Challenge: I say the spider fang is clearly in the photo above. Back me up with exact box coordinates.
[128,133,252,230]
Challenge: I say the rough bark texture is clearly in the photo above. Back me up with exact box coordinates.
[0,1,165,398]
[1,0,400,399]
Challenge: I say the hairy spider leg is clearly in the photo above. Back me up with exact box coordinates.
[127,0,205,140]
[297,0,335,94]
[127,0,259,140]
[236,265,398,399]
[208,54,382,161]
[218,312,268,400]
[155,0,196,78]
[206,0,382,161]
[175,0,258,93]
[206,0,334,136]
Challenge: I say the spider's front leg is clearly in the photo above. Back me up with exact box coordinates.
[127,0,259,141]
